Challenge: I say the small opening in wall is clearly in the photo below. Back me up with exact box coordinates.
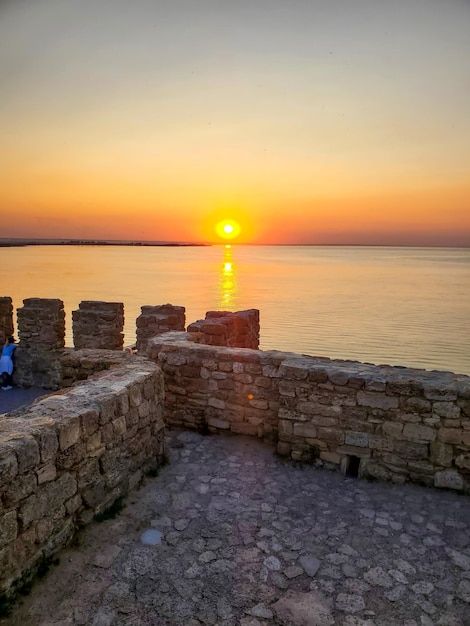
[345,455,360,478]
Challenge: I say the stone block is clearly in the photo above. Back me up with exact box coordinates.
[337,445,371,458]
[364,376,387,392]
[423,384,458,402]
[13,436,41,473]
[112,416,127,436]
[319,450,342,465]
[403,423,436,443]
[382,422,403,439]
[249,399,268,410]
[455,454,470,470]
[304,438,328,450]
[0,448,18,482]
[293,423,317,438]
[20,473,77,526]
[393,440,429,460]
[128,385,142,407]
[328,370,350,386]
[432,402,461,420]
[298,402,341,418]
[434,470,464,491]
[401,396,432,413]
[58,417,81,450]
[2,471,37,506]
[37,463,57,485]
[208,397,225,409]
[86,431,102,452]
[231,423,259,436]
[279,362,309,380]
[35,428,59,462]
[317,427,345,445]
[207,417,230,430]
[278,420,293,437]
[0,510,18,548]
[344,431,369,447]
[437,428,462,444]
[357,391,399,410]
[276,441,291,456]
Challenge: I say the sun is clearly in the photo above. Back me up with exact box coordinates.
[215,219,241,241]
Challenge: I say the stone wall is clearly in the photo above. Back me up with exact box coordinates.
[60,348,133,388]
[187,309,260,349]
[0,354,165,601]
[136,304,185,353]
[15,298,66,389]
[148,333,470,493]
[0,297,14,345]
[72,301,124,351]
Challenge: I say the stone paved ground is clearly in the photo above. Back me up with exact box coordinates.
[0,387,47,415]
[3,429,470,626]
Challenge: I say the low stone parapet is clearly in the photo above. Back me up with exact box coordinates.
[60,348,133,387]
[0,355,165,601]
[149,333,470,493]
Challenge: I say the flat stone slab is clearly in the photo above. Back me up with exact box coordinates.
[3,429,470,626]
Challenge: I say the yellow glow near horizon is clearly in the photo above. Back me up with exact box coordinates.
[215,220,241,241]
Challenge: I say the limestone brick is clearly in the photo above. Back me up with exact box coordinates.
[434,470,464,491]
[382,422,404,439]
[402,423,436,443]
[0,511,18,548]
[432,402,461,420]
[58,417,81,450]
[293,424,317,438]
[345,431,369,447]
[357,392,399,410]
[437,428,463,444]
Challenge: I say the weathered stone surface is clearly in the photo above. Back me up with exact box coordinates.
[403,423,436,442]
[357,391,399,410]
[272,590,334,626]
[72,301,124,350]
[434,470,464,491]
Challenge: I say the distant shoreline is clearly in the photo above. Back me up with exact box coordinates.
[0,239,211,248]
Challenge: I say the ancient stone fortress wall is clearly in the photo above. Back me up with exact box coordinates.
[148,333,470,494]
[136,304,186,353]
[187,308,260,349]
[72,301,125,350]
[0,352,165,601]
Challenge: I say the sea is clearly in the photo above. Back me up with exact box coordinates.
[1,244,469,376]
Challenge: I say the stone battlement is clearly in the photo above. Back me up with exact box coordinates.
[1,296,469,603]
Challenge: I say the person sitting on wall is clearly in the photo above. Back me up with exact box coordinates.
[0,336,17,391]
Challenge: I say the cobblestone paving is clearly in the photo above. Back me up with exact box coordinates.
[4,430,470,626]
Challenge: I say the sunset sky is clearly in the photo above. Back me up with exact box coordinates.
[1,0,469,245]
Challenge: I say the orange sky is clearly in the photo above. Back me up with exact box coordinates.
[1,0,469,246]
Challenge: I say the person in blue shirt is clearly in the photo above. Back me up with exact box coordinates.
[0,336,17,390]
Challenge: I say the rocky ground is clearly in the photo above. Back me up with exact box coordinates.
[3,429,469,626]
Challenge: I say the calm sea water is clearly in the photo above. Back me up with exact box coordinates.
[1,245,469,376]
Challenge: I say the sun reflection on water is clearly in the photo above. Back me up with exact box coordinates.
[218,245,238,310]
